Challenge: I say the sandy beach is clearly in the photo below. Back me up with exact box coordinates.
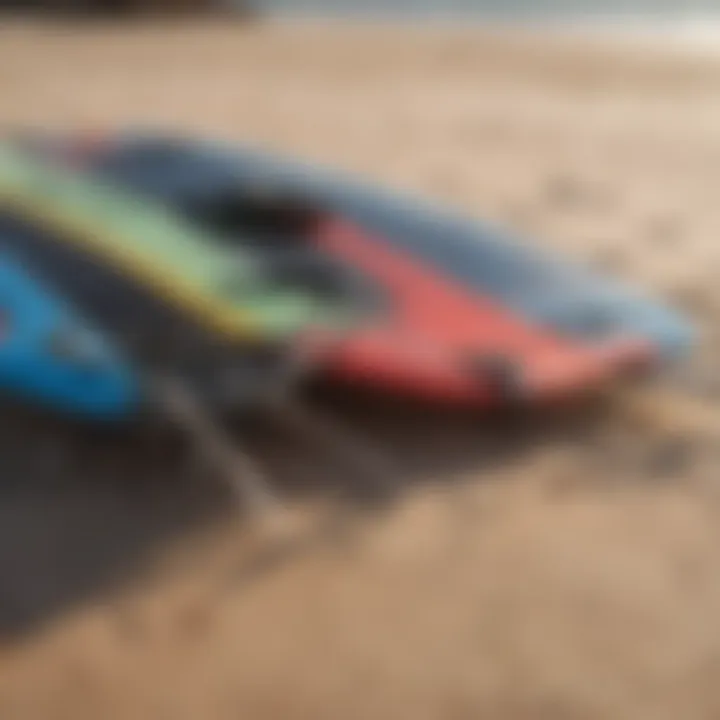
[2,19,720,719]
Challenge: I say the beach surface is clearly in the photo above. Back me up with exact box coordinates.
[1,19,720,720]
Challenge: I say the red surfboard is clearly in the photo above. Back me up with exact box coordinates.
[313,214,651,406]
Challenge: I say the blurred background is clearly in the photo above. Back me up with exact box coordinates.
[4,0,720,19]
[2,2,720,720]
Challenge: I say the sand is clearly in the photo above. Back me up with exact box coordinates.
[1,19,720,719]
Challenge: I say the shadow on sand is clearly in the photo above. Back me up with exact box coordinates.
[0,386,610,641]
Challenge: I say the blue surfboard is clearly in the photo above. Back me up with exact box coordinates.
[0,251,140,419]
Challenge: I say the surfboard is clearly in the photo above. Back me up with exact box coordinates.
[35,130,696,407]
